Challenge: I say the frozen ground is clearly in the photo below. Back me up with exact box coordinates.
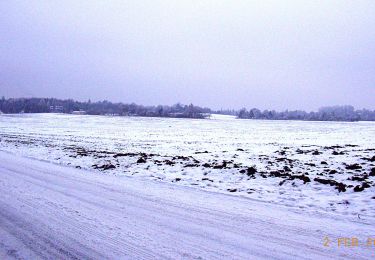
[0,151,374,259]
[0,113,374,218]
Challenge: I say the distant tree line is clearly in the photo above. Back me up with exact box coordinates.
[0,97,211,119]
[1,97,374,121]
[213,109,238,116]
[237,105,375,122]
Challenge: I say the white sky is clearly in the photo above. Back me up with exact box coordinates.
[1,0,374,110]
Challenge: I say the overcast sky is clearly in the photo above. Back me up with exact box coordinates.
[1,1,374,110]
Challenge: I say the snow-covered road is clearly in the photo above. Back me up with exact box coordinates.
[0,151,373,259]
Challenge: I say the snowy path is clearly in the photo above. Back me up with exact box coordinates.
[0,151,373,259]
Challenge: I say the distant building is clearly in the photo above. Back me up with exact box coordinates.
[50,105,64,113]
[72,110,86,115]
[104,113,119,116]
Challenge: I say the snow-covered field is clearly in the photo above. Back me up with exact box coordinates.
[0,113,374,218]
[0,151,374,259]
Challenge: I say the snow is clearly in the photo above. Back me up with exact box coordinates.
[0,113,374,219]
[209,114,237,120]
[0,151,374,259]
